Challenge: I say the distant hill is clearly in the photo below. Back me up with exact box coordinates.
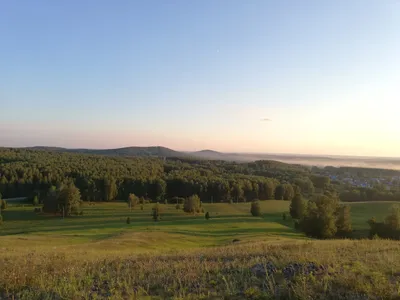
[25,146,187,158]
[190,149,226,160]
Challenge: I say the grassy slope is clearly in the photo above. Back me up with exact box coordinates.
[1,201,399,299]
[0,201,302,253]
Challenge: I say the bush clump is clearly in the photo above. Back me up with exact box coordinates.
[183,195,201,214]
[152,203,161,221]
[250,200,261,217]
[205,212,210,220]
[126,217,131,224]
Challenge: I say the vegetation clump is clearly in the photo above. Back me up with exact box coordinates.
[43,184,82,217]
[128,193,138,211]
[368,205,400,239]
[152,203,161,221]
[297,194,352,239]
[289,193,306,220]
[183,195,201,214]
[0,199,7,211]
[250,200,261,217]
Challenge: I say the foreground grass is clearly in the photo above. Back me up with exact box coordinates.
[1,201,399,299]
[1,239,400,299]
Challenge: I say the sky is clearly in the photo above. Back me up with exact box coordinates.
[1,1,400,157]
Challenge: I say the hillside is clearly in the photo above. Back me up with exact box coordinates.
[25,146,187,158]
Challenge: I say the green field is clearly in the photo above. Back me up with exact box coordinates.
[0,201,302,252]
[1,201,400,299]
[0,200,397,253]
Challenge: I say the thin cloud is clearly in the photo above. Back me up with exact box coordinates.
[261,118,271,122]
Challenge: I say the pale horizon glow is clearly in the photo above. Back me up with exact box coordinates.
[1,1,400,157]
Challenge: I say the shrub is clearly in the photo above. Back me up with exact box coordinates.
[140,205,144,210]
[0,214,2,224]
[126,217,131,224]
[152,203,161,221]
[175,204,181,210]
[34,207,42,213]
[250,200,261,217]
[282,213,287,220]
[128,193,139,210]
[229,199,234,204]
[183,195,201,214]
[205,212,210,220]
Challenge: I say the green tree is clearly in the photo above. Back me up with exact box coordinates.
[104,178,117,202]
[128,193,138,211]
[250,200,261,217]
[385,205,400,232]
[336,205,352,237]
[183,194,201,213]
[289,193,306,219]
[58,184,82,217]
[274,185,285,200]
[294,178,315,195]
[300,195,339,239]
[283,184,295,201]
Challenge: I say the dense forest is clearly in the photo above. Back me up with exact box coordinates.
[0,148,399,203]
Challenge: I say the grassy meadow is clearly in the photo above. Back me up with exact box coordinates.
[1,200,400,299]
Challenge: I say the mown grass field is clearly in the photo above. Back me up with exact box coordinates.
[1,200,399,299]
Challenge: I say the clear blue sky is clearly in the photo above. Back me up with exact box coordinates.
[1,1,399,156]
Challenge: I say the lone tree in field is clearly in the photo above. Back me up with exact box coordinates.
[205,211,210,220]
[183,194,201,214]
[128,193,139,211]
[152,203,161,221]
[336,204,352,237]
[300,195,339,239]
[58,184,82,217]
[290,193,306,219]
[250,200,261,217]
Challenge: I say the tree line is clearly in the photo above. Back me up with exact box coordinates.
[0,148,312,204]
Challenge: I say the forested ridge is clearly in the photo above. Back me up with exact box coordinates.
[0,148,309,202]
[1,148,400,204]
